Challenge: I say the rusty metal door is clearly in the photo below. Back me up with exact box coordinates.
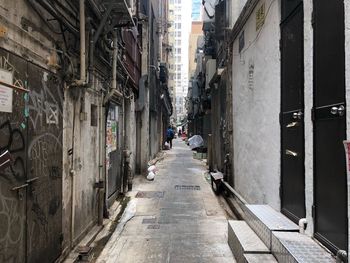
[0,50,28,263]
[280,1,305,223]
[313,0,347,253]
[106,104,123,206]
[26,63,63,263]
[0,49,63,263]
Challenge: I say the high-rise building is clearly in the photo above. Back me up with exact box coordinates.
[191,0,202,21]
[168,0,191,123]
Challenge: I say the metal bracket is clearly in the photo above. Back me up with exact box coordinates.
[11,183,28,200]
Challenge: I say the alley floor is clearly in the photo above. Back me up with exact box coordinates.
[96,139,236,263]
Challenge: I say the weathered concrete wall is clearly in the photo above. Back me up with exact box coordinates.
[62,86,102,249]
[125,97,137,175]
[231,0,281,210]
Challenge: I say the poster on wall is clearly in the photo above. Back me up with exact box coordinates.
[0,69,13,113]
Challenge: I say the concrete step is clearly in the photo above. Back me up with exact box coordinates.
[244,205,299,249]
[228,220,273,263]
[271,231,336,263]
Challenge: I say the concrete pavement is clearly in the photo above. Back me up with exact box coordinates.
[96,139,236,263]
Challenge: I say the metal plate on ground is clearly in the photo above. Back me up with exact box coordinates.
[271,231,336,263]
[246,205,298,230]
[244,254,278,263]
[174,185,201,191]
[136,191,164,198]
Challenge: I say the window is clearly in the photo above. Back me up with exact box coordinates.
[175,23,181,29]
[176,39,181,45]
[91,104,98,126]
[176,31,181,37]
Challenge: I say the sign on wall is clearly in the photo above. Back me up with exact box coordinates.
[0,68,13,113]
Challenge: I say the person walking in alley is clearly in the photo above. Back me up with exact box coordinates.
[166,126,174,149]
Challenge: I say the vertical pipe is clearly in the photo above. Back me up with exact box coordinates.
[112,32,118,90]
[80,0,86,82]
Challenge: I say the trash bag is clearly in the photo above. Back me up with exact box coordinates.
[148,165,157,172]
[164,141,170,150]
[147,171,155,181]
[188,135,204,150]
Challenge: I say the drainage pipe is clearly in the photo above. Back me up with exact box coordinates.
[298,218,307,234]
[222,180,248,205]
[336,250,348,263]
[77,0,86,85]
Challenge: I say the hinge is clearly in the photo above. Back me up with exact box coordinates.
[312,204,315,218]
[311,107,315,122]
[279,112,283,125]
[279,38,282,51]
[311,10,315,28]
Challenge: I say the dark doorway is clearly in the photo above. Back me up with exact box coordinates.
[280,1,305,223]
[313,0,348,253]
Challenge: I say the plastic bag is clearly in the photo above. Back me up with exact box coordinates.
[188,135,204,150]
[147,171,155,181]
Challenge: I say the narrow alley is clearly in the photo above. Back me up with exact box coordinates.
[1,0,350,262]
[96,139,235,263]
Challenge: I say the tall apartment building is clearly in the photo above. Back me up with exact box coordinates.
[169,0,191,123]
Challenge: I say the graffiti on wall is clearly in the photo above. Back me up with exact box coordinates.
[0,50,63,262]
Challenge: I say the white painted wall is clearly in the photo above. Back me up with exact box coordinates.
[232,0,281,210]
[303,0,314,237]
[345,0,350,254]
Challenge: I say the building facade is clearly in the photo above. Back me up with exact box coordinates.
[188,0,350,258]
[0,0,172,261]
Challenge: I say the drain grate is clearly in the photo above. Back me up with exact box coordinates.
[136,191,164,198]
[142,218,157,224]
[174,185,201,191]
[147,224,160,229]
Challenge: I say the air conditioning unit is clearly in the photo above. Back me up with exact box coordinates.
[205,59,216,90]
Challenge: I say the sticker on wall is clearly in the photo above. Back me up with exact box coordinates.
[0,68,13,113]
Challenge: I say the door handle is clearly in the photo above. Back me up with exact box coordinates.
[286,149,298,157]
[292,111,303,120]
[331,105,345,116]
[286,122,299,128]
[26,177,39,184]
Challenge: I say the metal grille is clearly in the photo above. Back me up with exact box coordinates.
[142,218,157,224]
[174,185,201,191]
[136,191,164,198]
[147,225,160,229]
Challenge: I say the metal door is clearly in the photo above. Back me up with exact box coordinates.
[26,64,63,263]
[280,1,305,223]
[106,104,123,205]
[0,50,28,263]
[313,0,347,253]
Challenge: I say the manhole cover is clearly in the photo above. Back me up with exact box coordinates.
[136,191,164,198]
[147,224,160,229]
[142,218,157,224]
[174,185,201,191]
